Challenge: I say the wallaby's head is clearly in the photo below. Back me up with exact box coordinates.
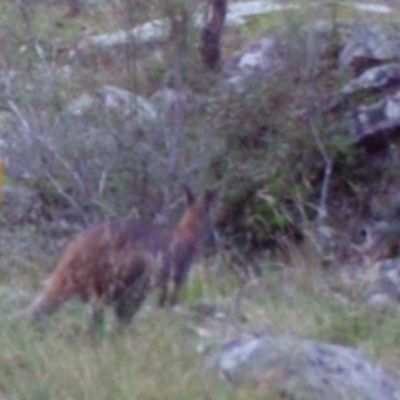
[180,186,217,249]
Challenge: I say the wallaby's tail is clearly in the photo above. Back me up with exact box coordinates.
[25,289,60,320]
[11,277,69,322]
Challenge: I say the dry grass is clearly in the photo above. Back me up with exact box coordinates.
[1,237,400,400]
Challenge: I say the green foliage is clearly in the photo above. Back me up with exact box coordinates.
[330,134,355,157]
[0,308,256,400]
[0,0,373,245]
[316,305,400,351]
[209,75,344,247]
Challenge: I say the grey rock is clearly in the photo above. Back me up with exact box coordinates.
[81,1,302,51]
[212,333,400,400]
[340,24,400,73]
[367,292,393,310]
[225,1,300,27]
[83,19,169,49]
[66,86,158,125]
[66,93,96,117]
[97,85,158,123]
[81,1,396,52]
[349,3,392,14]
[225,37,285,92]
[225,19,347,93]
[346,91,400,148]
[342,63,400,95]
[150,88,206,117]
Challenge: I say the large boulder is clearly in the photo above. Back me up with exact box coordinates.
[341,63,400,95]
[225,37,285,92]
[225,20,346,92]
[66,85,158,126]
[339,24,400,74]
[150,88,206,117]
[346,91,400,150]
[212,333,400,400]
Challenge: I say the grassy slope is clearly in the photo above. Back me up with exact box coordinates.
[1,246,400,400]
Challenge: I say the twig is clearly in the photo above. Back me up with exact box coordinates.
[7,100,87,192]
[308,112,333,223]
[303,31,333,226]
[98,168,108,196]
[138,142,167,167]
[45,171,88,225]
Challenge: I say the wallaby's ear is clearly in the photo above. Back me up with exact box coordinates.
[182,184,195,206]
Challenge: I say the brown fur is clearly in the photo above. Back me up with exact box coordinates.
[21,188,215,328]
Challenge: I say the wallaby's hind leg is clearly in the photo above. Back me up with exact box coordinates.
[157,258,172,308]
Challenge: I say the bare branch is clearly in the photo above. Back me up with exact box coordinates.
[7,100,87,193]
[307,111,333,223]
[7,100,30,134]
[303,36,333,225]
[137,142,167,167]
[45,171,89,225]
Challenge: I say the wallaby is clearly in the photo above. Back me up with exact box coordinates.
[18,187,215,329]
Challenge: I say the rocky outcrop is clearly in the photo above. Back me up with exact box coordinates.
[79,1,299,51]
[70,3,400,153]
[211,332,400,400]
[339,24,400,74]
[326,23,400,150]
[346,91,400,150]
[66,85,158,125]
[225,19,400,151]
[225,37,286,91]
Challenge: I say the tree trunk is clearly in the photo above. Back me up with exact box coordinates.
[200,0,227,70]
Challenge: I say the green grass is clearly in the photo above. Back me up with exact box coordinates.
[0,307,264,400]
[1,241,400,400]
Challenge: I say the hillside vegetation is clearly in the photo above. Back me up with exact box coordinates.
[1,0,400,399]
